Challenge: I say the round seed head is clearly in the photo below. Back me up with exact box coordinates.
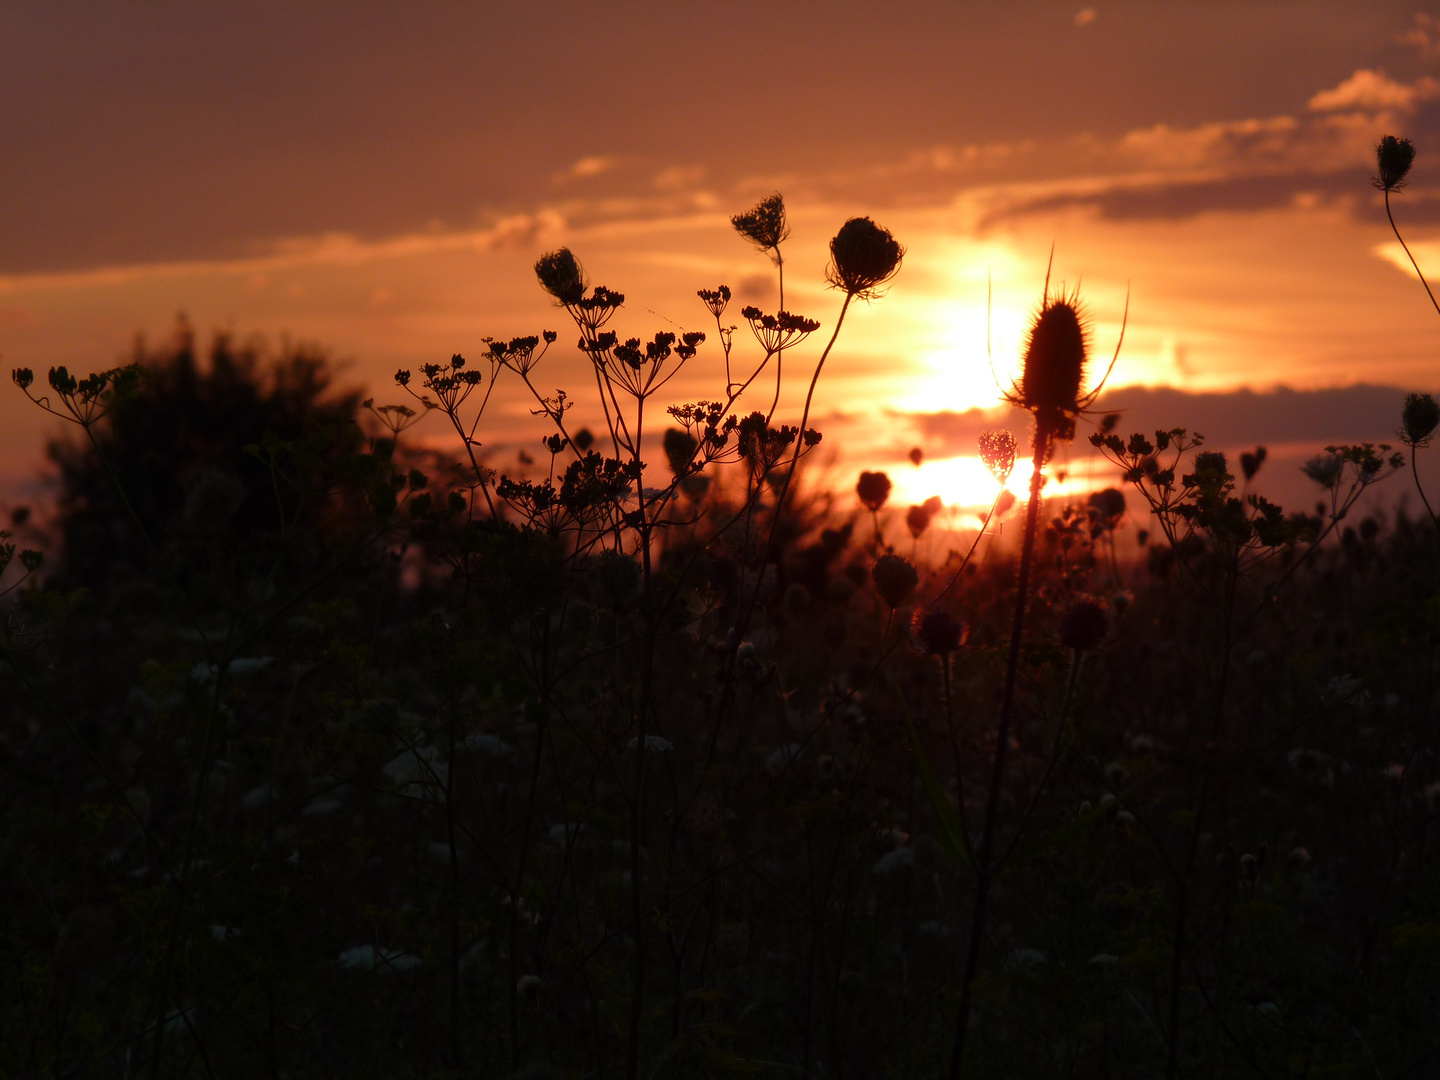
[856,470,892,512]
[871,554,919,608]
[1058,597,1110,651]
[1402,391,1440,447]
[826,217,904,298]
[913,608,963,655]
[1375,135,1416,193]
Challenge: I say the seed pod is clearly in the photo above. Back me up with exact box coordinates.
[1020,294,1089,441]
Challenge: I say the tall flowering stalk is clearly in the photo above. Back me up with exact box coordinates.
[949,269,1121,1078]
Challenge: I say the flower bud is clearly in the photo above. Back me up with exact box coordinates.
[731,194,788,252]
[826,217,904,298]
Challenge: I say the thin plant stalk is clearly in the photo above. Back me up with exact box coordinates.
[949,435,1046,1079]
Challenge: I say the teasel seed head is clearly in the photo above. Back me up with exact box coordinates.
[1020,287,1090,446]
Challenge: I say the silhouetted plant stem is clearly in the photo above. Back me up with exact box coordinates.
[1411,451,1439,527]
[949,436,1047,1080]
[1385,189,1440,318]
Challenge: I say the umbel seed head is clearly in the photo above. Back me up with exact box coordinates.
[872,554,919,608]
[826,217,904,298]
[1375,135,1416,193]
[731,194,789,253]
[1058,598,1110,651]
[1402,391,1440,447]
[914,608,964,656]
[1020,290,1089,442]
[535,248,587,305]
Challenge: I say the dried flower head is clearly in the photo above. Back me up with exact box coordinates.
[856,471,892,512]
[1402,391,1440,447]
[1375,135,1416,193]
[698,285,732,318]
[826,217,904,298]
[1240,445,1268,481]
[1019,286,1089,442]
[534,248,587,305]
[979,430,1018,484]
[871,554,919,608]
[913,608,964,655]
[731,194,789,254]
[1058,597,1110,651]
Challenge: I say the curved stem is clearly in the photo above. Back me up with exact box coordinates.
[1386,190,1440,317]
[1411,448,1439,528]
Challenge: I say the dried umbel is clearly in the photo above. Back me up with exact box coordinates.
[731,194,789,255]
[856,470,892,512]
[1057,597,1110,651]
[913,608,963,655]
[1019,287,1090,443]
[534,248,587,305]
[1402,391,1440,447]
[979,430,1018,484]
[826,217,904,299]
[871,554,919,608]
[1375,135,1416,193]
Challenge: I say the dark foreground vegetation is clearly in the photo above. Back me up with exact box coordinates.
[3,169,1440,1079]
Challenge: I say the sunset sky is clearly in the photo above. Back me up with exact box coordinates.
[6,2,1440,516]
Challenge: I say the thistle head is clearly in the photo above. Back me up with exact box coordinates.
[1019,287,1090,444]
[826,217,904,299]
[1375,135,1416,193]
[534,248,588,305]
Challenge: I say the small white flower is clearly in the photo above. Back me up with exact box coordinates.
[1256,1001,1279,1017]
[191,657,274,682]
[211,925,240,941]
[1087,953,1119,968]
[1009,948,1048,967]
[302,797,343,817]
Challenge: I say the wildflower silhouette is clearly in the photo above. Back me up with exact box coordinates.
[951,262,1123,1080]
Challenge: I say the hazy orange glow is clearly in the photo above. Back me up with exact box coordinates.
[3,5,1439,521]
